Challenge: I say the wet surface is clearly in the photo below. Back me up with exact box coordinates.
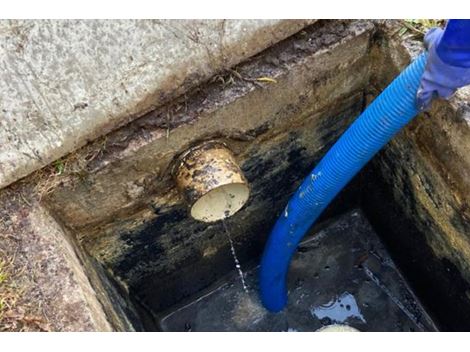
[158,209,437,332]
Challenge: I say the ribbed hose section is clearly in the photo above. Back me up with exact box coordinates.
[259,53,427,312]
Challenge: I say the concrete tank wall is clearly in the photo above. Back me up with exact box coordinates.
[2,20,470,331]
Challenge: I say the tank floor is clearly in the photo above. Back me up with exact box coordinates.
[158,209,438,331]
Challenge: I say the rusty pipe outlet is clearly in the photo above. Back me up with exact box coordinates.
[173,141,250,223]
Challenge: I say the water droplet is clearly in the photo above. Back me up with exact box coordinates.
[311,172,321,181]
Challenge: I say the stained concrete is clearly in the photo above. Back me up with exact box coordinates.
[0,19,313,190]
[361,21,470,330]
[44,20,374,231]
[3,19,470,332]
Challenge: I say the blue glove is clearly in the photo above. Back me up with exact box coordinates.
[417,22,470,111]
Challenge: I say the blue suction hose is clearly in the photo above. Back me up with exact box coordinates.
[260,19,470,312]
[259,52,428,312]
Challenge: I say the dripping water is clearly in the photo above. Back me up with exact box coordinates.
[222,219,249,293]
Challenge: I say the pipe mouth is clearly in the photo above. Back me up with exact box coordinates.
[173,141,250,223]
[190,182,250,222]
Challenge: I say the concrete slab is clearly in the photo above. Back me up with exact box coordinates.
[0,19,313,189]
[0,185,115,331]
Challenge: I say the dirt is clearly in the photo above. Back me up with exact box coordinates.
[0,185,51,331]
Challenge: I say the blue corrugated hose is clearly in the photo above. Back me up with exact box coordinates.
[259,52,428,312]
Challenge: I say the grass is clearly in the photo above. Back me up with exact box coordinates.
[0,212,50,332]
[397,19,445,38]
[0,261,7,284]
[0,255,50,331]
[30,136,108,200]
[0,258,16,326]
[0,260,7,316]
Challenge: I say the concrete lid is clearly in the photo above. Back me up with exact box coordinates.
[0,19,314,190]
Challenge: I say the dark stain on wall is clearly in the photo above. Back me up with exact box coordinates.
[361,153,470,331]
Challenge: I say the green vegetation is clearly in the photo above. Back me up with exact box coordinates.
[0,260,7,284]
[53,159,65,175]
[397,19,445,38]
[0,259,11,323]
